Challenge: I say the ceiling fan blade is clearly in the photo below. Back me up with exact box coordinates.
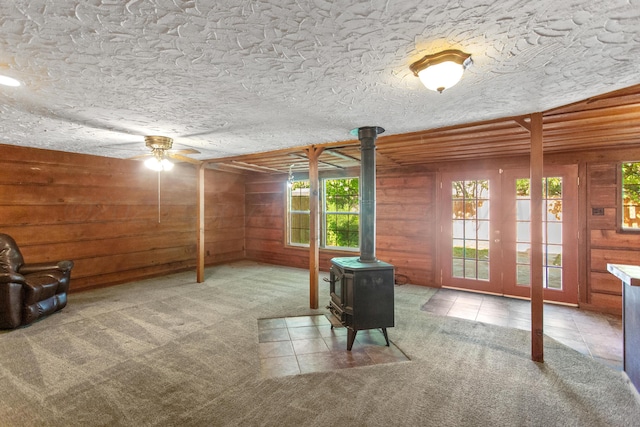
[169,153,202,165]
[128,153,152,160]
[170,148,200,155]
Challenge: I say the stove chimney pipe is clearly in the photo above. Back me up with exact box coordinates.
[356,126,384,263]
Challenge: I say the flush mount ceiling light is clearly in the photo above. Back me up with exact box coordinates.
[0,74,21,87]
[143,136,174,171]
[409,49,472,93]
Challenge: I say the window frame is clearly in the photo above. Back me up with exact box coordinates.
[619,161,640,233]
[286,176,360,251]
[287,180,311,248]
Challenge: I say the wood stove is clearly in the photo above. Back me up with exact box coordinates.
[328,126,395,351]
[329,257,394,350]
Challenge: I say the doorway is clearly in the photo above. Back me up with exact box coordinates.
[439,165,578,304]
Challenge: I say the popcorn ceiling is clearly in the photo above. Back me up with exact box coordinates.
[0,0,638,159]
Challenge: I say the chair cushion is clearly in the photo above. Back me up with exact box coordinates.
[23,272,65,305]
[23,294,67,326]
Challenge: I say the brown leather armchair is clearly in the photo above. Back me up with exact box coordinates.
[0,233,74,329]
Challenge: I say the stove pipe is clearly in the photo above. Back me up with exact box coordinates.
[357,126,384,263]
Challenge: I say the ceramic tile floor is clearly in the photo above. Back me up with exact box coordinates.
[421,288,624,369]
[258,315,410,378]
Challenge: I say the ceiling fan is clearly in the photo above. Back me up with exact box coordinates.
[132,135,202,171]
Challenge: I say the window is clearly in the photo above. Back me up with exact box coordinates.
[287,177,360,249]
[622,162,640,230]
[515,177,564,290]
[289,181,310,245]
[451,179,490,281]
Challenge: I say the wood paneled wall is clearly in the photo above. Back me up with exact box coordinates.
[202,168,246,267]
[376,168,435,286]
[0,144,244,292]
[5,141,640,314]
[585,153,640,314]
[244,167,436,286]
[243,150,640,314]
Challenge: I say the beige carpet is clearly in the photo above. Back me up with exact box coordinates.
[1,260,639,426]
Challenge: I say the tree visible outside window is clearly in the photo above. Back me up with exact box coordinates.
[622,162,640,230]
[324,178,359,248]
[287,177,359,249]
[289,181,310,244]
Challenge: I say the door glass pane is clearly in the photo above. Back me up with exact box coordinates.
[515,177,564,290]
[465,259,477,278]
[517,222,530,243]
[516,200,530,220]
[477,240,490,260]
[478,261,489,280]
[547,267,562,290]
[453,220,464,238]
[517,264,530,285]
[452,258,464,277]
[477,221,489,240]
[451,179,490,281]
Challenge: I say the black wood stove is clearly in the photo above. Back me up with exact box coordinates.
[328,126,395,351]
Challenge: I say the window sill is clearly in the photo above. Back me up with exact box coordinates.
[285,245,360,256]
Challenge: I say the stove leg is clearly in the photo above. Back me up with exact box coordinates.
[347,328,357,351]
[382,328,389,346]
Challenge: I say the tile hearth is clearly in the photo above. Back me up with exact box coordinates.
[258,315,409,379]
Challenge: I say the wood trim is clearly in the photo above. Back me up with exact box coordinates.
[196,164,205,283]
[530,112,544,362]
[307,146,324,309]
[578,160,588,305]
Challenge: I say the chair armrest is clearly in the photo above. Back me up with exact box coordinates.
[0,272,26,284]
[20,260,74,274]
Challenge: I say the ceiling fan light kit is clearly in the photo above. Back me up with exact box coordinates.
[0,74,21,87]
[410,49,472,93]
[143,135,175,171]
[144,156,174,171]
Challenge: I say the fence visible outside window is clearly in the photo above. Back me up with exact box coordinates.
[289,181,311,244]
[287,177,359,249]
[451,179,491,281]
[515,177,563,290]
[622,162,640,230]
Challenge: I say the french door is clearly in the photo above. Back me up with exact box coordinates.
[440,166,578,304]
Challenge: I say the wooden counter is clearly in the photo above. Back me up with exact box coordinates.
[607,264,640,392]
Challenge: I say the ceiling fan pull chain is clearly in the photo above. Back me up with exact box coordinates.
[158,170,161,224]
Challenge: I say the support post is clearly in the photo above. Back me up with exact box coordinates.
[530,112,544,362]
[196,163,206,283]
[306,146,324,309]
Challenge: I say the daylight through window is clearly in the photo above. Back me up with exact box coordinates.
[622,162,640,230]
[287,177,359,249]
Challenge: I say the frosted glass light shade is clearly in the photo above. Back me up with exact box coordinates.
[0,75,21,87]
[145,157,174,171]
[410,49,472,93]
[417,61,465,93]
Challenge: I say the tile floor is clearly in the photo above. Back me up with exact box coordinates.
[421,288,624,369]
[258,289,623,378]
[258,315,410,378]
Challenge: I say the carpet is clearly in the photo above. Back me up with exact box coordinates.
[1,261,639,426]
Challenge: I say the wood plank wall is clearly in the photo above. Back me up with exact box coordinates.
[585,153,640,314]
[0,144,244,292]
[376,168,435,286]
[5,141,640,314]
[243,150,640,314]
[202,168,246,266]
[244,167,436,286]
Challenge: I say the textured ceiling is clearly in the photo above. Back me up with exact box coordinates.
[0,0,639,161]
